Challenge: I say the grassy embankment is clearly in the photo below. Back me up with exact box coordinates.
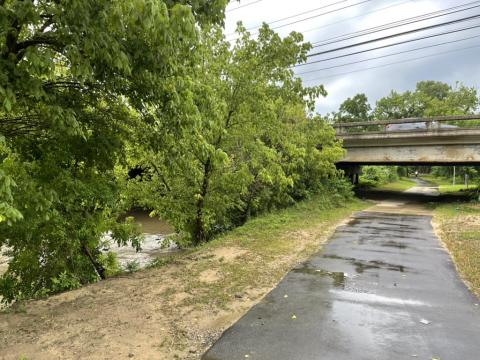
[422,174,474,194]
[0,195,368,360]
[434,202,480,298]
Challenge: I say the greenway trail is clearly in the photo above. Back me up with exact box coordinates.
[203,180,480,360]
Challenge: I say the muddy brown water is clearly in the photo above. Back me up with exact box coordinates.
[0,210,176,275]
[123,209,174,234]
[105,210,176,269]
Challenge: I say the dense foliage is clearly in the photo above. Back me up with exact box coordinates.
[332,93,372,123]
[124,25,347,245]
[332,81,479,122]
[359,166,399,188]
[375,81,479,119]
[0,0,228,302]
[0,1,349,303]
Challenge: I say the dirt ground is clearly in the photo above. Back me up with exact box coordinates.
[0,201,366,360]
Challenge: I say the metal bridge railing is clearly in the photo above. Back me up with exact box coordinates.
[333,114,480,135]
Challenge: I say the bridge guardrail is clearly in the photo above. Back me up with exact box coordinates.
[333,114,480,135]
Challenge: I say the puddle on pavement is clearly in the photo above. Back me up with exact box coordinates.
[293,265,346,288]
[329,289,428,307]
[323,254,406,273]
[381,240,408,249]
[377,221,411,227]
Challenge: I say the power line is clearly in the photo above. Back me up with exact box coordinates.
[296,33,480,75]
[270,0,373,32]
[301,0,412,35]
[227,0,266,12]
[302,44,480,83]
[297,23,480,67]
[227,0,374,39]
[312,1,480,47]
[307,14,480,57]
[227,0,347,34]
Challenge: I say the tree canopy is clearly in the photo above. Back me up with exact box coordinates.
[0,1,349,303]
[124,25,345,245]
[375,81,479,119]
[0,0,228,302]
[333,93,372,123]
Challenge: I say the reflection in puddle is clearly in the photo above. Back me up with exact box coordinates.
[329,289,429,307]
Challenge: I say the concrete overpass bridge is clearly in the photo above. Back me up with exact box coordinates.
[335,115,480,166]
[334,115,480,182]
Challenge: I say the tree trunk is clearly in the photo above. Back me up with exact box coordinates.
[193,158,211,245]
[81,244,106,280]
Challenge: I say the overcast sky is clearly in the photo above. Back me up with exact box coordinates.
[224,0,480,115]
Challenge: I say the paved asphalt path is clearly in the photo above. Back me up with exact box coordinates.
[203,184,480,360]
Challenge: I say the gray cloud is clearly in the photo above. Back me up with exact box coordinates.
[225,0,480,114]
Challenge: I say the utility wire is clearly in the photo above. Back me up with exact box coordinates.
[227,0,266,12]
[297,23,480,67]
[296,33,480,75]
[227,0,374,39]
[312,1,480,47]
[307,14,480,56]
[301,0,411,35]
[268,0,372,31]
[227,0,347,34]
[303,43,480,82]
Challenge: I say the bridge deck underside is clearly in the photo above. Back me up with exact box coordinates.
[338,130,480,166]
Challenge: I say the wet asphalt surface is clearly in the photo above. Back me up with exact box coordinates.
[203,182,480,360]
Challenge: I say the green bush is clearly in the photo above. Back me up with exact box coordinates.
[360,166,399,187]
[51,272,81,294]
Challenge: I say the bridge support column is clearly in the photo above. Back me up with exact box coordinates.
[337,164,361,185]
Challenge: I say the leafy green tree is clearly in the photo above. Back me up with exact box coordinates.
[415,80,451,100]
[0,0,226,302]
[375,81,479,119]
[334,93,372,123]
[360,166,399,187]
[125,24,346,245]
[375,90,422,119]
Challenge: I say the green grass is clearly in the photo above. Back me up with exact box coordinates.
[422,174,475,194]
[438,184,474,194]
[375,177,417,192]
[152,194,369,309]
[434,202,480,298]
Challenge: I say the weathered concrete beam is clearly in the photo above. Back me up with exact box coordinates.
[339,144,480,165]
[339,129,480,147]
